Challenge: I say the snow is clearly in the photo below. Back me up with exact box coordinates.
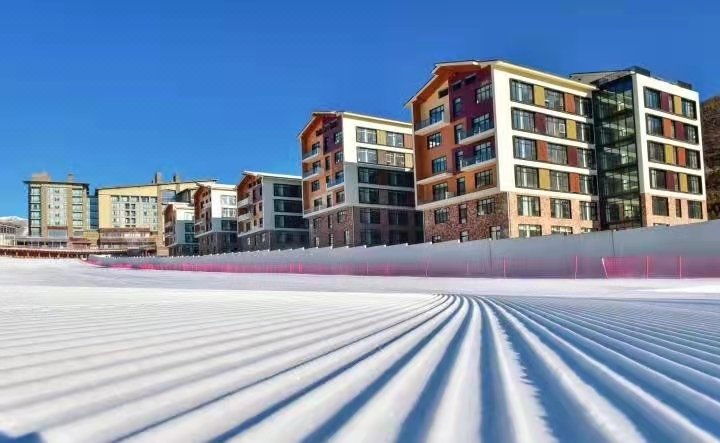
[1,259,720,442]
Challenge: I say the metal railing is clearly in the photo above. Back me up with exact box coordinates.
[304,203,328,215]
[415,114,446,131]
[327,177,345,188]
[302,148,320,160]
[303,168,321,178]
[418,191,456,205]
[459,152,496,169]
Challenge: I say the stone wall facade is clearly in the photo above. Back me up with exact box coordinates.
[640,193,707,227]
[423,193,510,243]
[238,229,308,252]
[507,193,600,237]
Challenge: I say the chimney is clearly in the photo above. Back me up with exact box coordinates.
[67,172,74,183]
[154,172,163,184]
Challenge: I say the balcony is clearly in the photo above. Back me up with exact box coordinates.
[418,191,457,206]
[416,171,452,186]
[414,114,449,136]
[237,212,252,222]
[302,168,321,180]
[459,153,496,172]
[237,196,252,208]
[303,203,328,215]
[458,124,495,145]
[302,148,321,162]
[327,177,345,190]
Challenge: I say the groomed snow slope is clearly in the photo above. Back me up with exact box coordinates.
[1,260,720,442]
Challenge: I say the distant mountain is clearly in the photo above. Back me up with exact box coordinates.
[703,96,720,219]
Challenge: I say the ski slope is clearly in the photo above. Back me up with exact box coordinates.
[1,259,720,442]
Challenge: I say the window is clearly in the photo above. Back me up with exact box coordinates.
[325,156,331,170]
[474,142,494,162]
[337,210,347,224]
[685,125,698,144]
[687,150,700,169]
[356,127,377,144]
[688,201,703,219]
[475,170,493,188]
[478,197,494,215]
[453,97,463,117]
[490,226,501,240]
[360,229,381,246]
[431,234,442,243]
[644,88,661,109]
[648,142,665,163]
[387,132,404,148]
[352,149,377,166]
[601,141,638,170]
[386,152,406,168]
[311,180,320,192]
[334,132,343,144]
[222,208,237,218]
[464,75,476,85]
[515,166,538,188]
[470,114,492,134]
[221,195,236,206]
[551,226,573,235]
[452,81,462,91]
[432,183,448,201]
[388,211,409,226]
[577,148,595,168]
[359,209,381,224]
[512,109,534,131]
[454,150,464,171]
[454,124,465,144]
[652,196,669,216]
[580,201,598,220]
[460,231,469,242]
[431,156,447,174]
[514,138,537,160]
[429,105,444,124]
[682,99,696,119]
[546,116,566,138]
[359,187,380,204]
[647,115,663,135]
[575,97,592,117]
[550,171,570,192]
[388,171,412,187]
[650,169,667,189]
[335,151,344,164]
[275,215,306,229]
[476,84,492,103]
[336,191,345,203]
[551,199,571,219]
[579,175,596,195]
[221,220,237,231]
[519,224,542,238]
[688,175,701,194]
[327,215,333,229]
[548,144,568,165]
[518,195,540,216]
[389,230,409,245]
[428,132,442,148]
[344,229,351,245]
[545,89,564,111]
[510,80,533,103]
[577,122,593,142]
[676,199,683,217]
[457,177,466,195]
[388,190,411,207]
[434,208,449,224]
[358,167,378,184]
[459,204,468,224]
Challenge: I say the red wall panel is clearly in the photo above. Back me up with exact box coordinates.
[570,173,580,193]
[567,147,578,167]
[538,141,549,162]
[534,113,546,134]
[564,94,576,114]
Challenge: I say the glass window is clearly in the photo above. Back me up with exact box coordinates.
[688,200,703,219]
[515,166,538,188]
[580,201,598,220]
[427,132,442,148]
[357,148,378,164]
[580,175,597,195]
[475,170,493,188]
[274,183,301,198]
[517,195,540,216]
[311,180,320,191]
[474,142,494,162]
[514,137,536,160]
[510,80,533,103]
[685,125,698,144]
[650,169,666,189]
[490,226,501,240]
[512,109,534,131]
[551,226,573,235]
[356,127,377,144]
[548,144,568,165]
[457,177,466,195]
[334,132,343,144]
[550,171,569,192]
[432,183,448,201]
[454,124,465,144]
[388,211,409,226]
[652,196,669,216]
[478,197,494,215]
[648,142,665,163]
[577,122,594,142]
[575,96,592,117]
[429,105,444,124]
[682,99,696,119]
[471,114,492,135]
[476,84,492,103]
[687,150,700,169]
[551,199,571,218]
[358,187,380,204]
[431,157,447,174]
[545,89,564,111]
[519,224,542,238]
[688,175,701,194]
[453,97,463,117]
[434,208,449,224]
[386,132,404,148]
[577,148,595,168]
[359,208,381,224]
[644,88,661,109]
[459,204,468,224]
[358,167,378,184]
[600,141,637,170]
[459,231,469,242]
[546,116,566,138]
[646,115,663,135]
[604,169,639,196]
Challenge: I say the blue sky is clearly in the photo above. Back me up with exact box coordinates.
[0,0,717,216]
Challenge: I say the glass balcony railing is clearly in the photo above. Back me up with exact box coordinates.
[415,113,446,131]
[303,203,328,215]
[418,191,456,205]
[327,177,345,188]
[459,152,496,169]
[302,148,320,160]
[303,168,321,178]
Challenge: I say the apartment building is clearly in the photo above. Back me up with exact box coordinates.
[410,61,600,242]
[236,171,308,251]
[409,60,706,242]
[194,183,238,255]
[300,111,423,247]
[163,189,199,256]
[96,173,210,255]
[25,172,94,247]
[572,67,706,228]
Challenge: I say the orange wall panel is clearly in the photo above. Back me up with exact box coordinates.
[538,141,549,162]
[662,118,674,138]
[570,173,580,193]
[564,93,576,114]
[677,147,687,167]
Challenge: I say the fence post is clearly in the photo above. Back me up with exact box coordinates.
[574,255,579,280]
[503,259,507,279]
[678,256,683,279]
[645,256,650,279]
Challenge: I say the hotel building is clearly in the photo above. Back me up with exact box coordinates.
[25,173,94,248]
[236,171,308,251]
[194,183,238,255]
[409,60,705,242]
[300,111,422,247]
[163,189,199,256]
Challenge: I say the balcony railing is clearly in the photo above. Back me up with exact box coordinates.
[303,168,321,179]
[237,212,252,222]
[459,153,496,170]
[414,113,448,134]
[237,196,251,208]
[304,203,328,215]
[418,191,457,206]
[459,123,494,144]
[302,148,320,161]
[327,177,345,189]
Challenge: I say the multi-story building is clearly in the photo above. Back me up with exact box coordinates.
[300,111,423,247]
[96,173,212,255]
[572,67,706,227]
[164,201,198,256]
[236,171,308,251]
[701,96,719,219]
[194,183,238,255]
[24,172,94,247]
[409,60,600,242]
[409,60,706,242]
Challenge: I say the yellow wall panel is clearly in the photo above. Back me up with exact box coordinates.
[377,130,387,146]
[680,173,689,192]
[534,85,545,107]
[664,145,676,164]
[566,120,577,140]
[539,169,550,189]
[673,96,682,115]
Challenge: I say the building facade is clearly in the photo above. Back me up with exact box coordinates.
[25,173,94,247]
[300,111,422,248]
[96,173,211,255]
[702,96,720,219]
[236,171,308,251]
[194,183,238,255]
[409,60,706,243]
[164,202,198,256]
